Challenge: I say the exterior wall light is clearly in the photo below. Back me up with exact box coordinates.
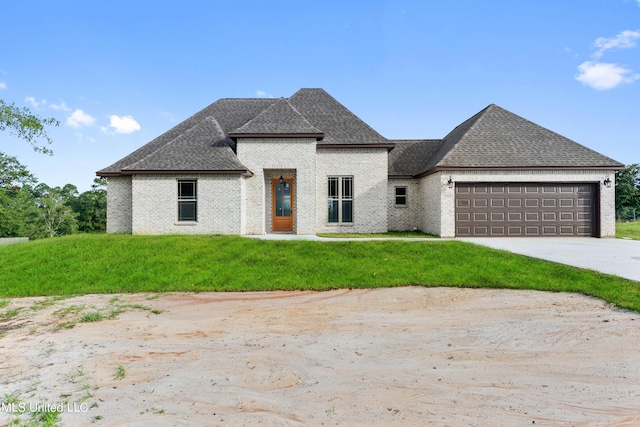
[279,175,284,184]
[603,177,611,188]
[447,177,454,189]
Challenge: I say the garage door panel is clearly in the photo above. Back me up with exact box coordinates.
[559,212,574,221]
[508,212,523,221]
[457,212,471,222]
[560,226,575,235]
[525,226,540,235]
[455,183,596,237]
[474,212,488,221]
[491,226,506,235]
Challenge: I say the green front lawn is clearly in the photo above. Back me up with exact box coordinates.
[0,234,638,312]
[616,221,640,240]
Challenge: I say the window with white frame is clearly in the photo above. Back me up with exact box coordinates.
[178,180,197,221]
[328,176,353,223]
[395,186,407,206]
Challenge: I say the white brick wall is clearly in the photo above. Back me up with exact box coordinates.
[316,148,388,233]
[129,174,242,235]
[106,176,132,233]
[388,178,419,231]
[416,173,444,236]
[237,138,317,234]
[106,155,615,238]
[427,170,616,238]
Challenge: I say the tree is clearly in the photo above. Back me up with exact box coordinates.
[0,99,59,154]
[0,152,40,237]
[32,183,78,237]
[615,164,640,221]
[72,178,107,232]
[0,152,37,188]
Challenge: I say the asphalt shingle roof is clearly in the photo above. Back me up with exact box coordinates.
[230,97,324,138]
[388,140,443,177]
[97,88,389,176]
[432,104,624,170]
[97,91,623,177]
[288,88,389,146]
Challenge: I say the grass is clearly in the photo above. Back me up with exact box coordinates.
[616,221,640,240]
[115,365,126,380]
[0,234,638,312]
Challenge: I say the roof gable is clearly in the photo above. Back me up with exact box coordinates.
[229,97,324,139]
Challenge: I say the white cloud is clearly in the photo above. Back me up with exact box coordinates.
[50,101,71,111]
[575,61,640,90]
[576,29,640,90]
[67,109,96,128]
[104,115,141,134]
[256,90,274,98]
[593,30,640,58]
[0,82,6,90]
[25,96,47,108]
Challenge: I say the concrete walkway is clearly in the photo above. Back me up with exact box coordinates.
[244,234,444,242]
[460,237,640,282]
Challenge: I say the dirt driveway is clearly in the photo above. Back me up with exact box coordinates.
[1,287,639,426]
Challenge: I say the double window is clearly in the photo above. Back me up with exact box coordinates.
[178,180,197,221]
[328,176,353,223]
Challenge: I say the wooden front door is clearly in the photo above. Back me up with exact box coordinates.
[272,178,294,231]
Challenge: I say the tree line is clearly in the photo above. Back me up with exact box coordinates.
[0,152,106,238]
[616,164,640,222]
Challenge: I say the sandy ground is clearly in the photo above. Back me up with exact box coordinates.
[1,287,639,427]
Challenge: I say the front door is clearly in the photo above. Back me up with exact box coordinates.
[272,178,294,231]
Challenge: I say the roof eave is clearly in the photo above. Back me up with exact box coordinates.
[99,169,252,177]
[229,133,325,141]
[414,165,625,178]
[317,143,395,151]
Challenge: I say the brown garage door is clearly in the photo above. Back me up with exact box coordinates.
[455,183,597,237]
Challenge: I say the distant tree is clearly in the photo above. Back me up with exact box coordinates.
[32,183,79,237]
[0,184,40,237]
[0,152,105,238]
[70,178,107,232]
[615,164,640,221]
[0,99,59,154]
[0,152,40,237]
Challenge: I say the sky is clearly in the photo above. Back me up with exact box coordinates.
[1,0,639,192]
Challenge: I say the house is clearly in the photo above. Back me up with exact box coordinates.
[97,88,623,237]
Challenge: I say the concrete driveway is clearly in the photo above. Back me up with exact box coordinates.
[460,237,640,282]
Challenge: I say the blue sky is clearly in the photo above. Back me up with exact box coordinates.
[1,0,639,191]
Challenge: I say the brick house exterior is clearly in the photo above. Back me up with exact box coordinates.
[98,89,623,237]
